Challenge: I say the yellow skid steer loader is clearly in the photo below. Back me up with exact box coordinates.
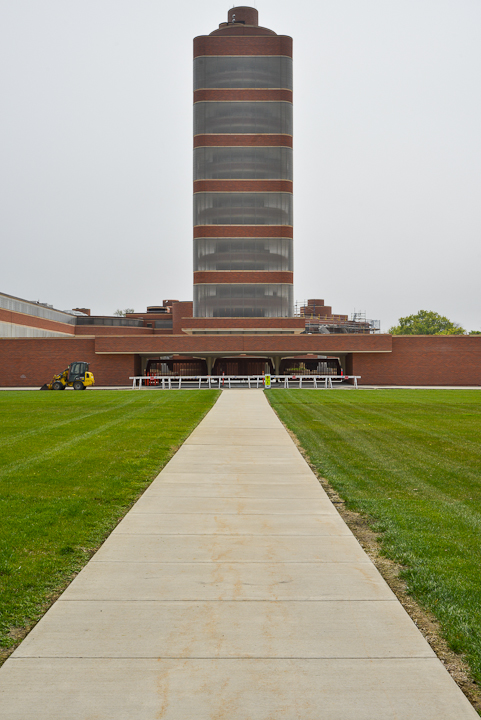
[40,362,95,391]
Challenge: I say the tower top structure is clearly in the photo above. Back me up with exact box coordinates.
[209,6,277,37]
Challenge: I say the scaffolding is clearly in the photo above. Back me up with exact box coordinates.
[295,301,380,334]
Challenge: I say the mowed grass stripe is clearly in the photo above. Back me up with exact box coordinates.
[0,389,219,656]
[285,391,480,491]
[0,397,185,477]
[267,389,481,684]
[0,394,140,449]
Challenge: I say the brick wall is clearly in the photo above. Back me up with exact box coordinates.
[194,135,292,148]
[351,335,481,386]
[3,334,478,387]
[194,225,293,238]
[194,89,292,103]
[93,333,393,356]
[193,36,292,57]
[183,317,305,330]
[193,271,293,284]
[194,180,293,193]
[0,338,137,387]
[172,302,194,335]
[0,307,75,335]
[74,326,152,336]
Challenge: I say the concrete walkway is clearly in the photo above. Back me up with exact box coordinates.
[0,390,477,719]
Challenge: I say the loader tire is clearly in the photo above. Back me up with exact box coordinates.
[52,381,64,390]
[73,381,84,391]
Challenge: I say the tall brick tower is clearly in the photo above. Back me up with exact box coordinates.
[193,7,293,318]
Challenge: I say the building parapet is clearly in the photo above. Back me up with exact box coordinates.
[0,292,76,325]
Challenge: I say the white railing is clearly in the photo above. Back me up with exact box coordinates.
[129,375,360,390]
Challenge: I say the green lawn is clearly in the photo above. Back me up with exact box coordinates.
[268,389,481,683]
[0,389,219,656]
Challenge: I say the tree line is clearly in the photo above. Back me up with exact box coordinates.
[389,310,480,335]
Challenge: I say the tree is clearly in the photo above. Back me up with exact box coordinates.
[389,310,465,335]
[113,308,135,317]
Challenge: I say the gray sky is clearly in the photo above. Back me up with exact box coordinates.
[1,0,480,331]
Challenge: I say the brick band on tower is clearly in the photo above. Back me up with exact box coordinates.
[193,7,293,318]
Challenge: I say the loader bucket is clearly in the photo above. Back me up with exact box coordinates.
[40,384,49,390]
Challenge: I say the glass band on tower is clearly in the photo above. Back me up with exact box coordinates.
[193,7,293,318]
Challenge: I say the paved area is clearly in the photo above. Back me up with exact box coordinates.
[0,390,478,718]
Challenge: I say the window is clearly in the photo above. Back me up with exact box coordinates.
[194,283,293,318]
[194,237,293,271]
[194,56,292,90]
[194,146,292,180]
[194,192,292,226]
[194,102,292,135]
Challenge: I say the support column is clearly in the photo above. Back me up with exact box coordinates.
[206,356,215,375]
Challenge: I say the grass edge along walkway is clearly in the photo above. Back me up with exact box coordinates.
[266,388,481,713]
[0,389,219,662]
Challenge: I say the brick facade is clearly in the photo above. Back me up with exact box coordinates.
[0,338,136,387]
[194,226,293,238]
[194,89,292,103]
[1,333,480,387]
[193,271,293,284]
[194,180,293,193]
[193,36,292,57]
[351,335,481,386]
[0,307,75,335]
[193,135,293,148]
[180,316,305,331]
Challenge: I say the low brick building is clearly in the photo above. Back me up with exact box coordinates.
[0,291,480,387]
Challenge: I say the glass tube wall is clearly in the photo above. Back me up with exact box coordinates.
[193,10,293,318]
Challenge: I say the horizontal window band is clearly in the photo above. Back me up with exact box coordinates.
[194,56,292,91]
[194,146,292,182]
[194,180,293,193]
[193,37,293,59]
[193,237,293,272]
[194,90,292,102]
[194,101,292,135]
[194,226,293,238]
[194,135,293,148]
[194,271,293,284]
[194,192,292,226]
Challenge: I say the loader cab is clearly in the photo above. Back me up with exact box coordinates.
[68,362,89,382]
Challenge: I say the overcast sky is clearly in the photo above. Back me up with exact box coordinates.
[1,0,480,331]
